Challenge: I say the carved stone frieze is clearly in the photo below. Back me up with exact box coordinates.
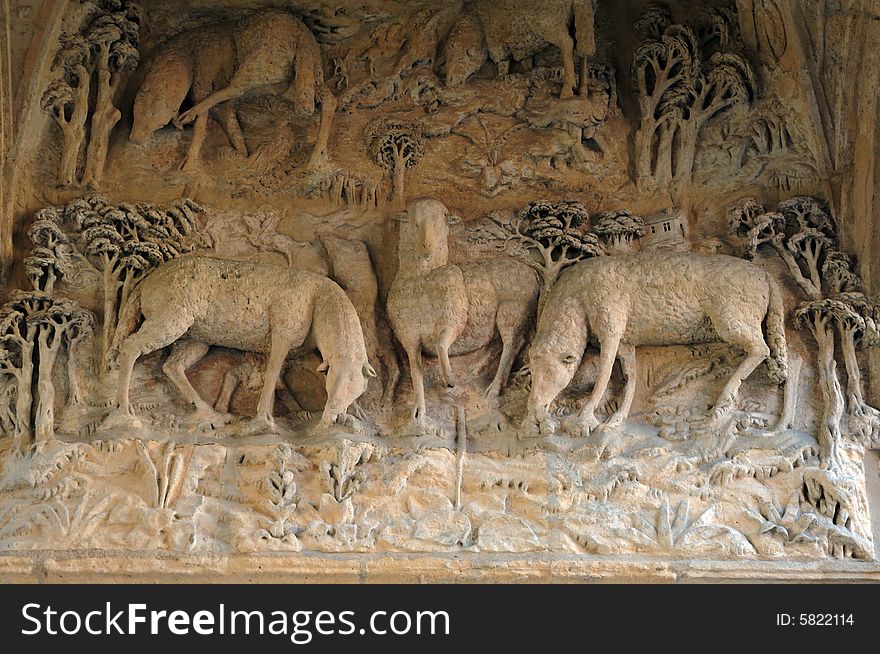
[1,0,879,581]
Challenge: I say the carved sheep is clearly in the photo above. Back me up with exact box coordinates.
[524,252,788,437]
[388,198,540,432]
[443,0,596,97]
[109,256,376,434]
[130,9,335,171]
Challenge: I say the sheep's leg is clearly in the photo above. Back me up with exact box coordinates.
[436,328,458,388]
[109,317,193,424]
[180,109,209,172]
[163,340,232,427]
[244,335,289,435]
[163,340,210,411]
[551,32,576,98]
[563,332,621,437]
[174,84,245,129]
[403,340,427,426]
[306,87,336,170]
[216,104,248,156]
[601,343,636,431]
[484,303,527,400]
[712,335,770,420]
[214,369,240,414]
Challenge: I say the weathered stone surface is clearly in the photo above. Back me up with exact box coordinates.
[1,0,879,582]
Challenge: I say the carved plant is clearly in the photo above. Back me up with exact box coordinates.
[794,301,845,468]
[485,200,603,312]
[370,120,424,207]
[67,197,205,367]
[592,210,646,254]
[632,10,755,189]
[731,195,880,463]
[619,498,753,555]
[24,208,74,295]
[135,441,191,510]
[320,443,374,502]
[746,492,872,560]
[41,35,92,187]
[82,4,142,186]
[41,1,142,188]
[0,292,93,446]
[256,447,300,547]
[452,115,523,196]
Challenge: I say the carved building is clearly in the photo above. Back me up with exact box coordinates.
[0,0,879,582]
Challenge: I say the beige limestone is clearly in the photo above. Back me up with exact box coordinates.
[0,0,879,583]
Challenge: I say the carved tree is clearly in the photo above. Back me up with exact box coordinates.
[82,5,141,186]
[794,300,846,468]
[487,200,603,315]
[731,196,835,300]
[29,299,95,441]
[593,210,646,254]
[674,53,756,185]
[632,24,699,185]
[0,292,53,448]
[78,198,205,367]
[40,35,92,187]
[634,4,672,40]
[822,252,863,295]
[81,209,125,365]
[41,1,141,188]
[828,292,880,418]
[24,208,73,294]
[774,197,836,299]
[64,309,96,411]
[371,121,424,208]
[632,10,755,188]
[728,198,785,261]
[732,194,880,465]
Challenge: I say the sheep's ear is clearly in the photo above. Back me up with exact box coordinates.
[563,354,578,365]
[363,363,378,378]
[446,212,461,225]
[390,211,409,222]
[316,361,330,374]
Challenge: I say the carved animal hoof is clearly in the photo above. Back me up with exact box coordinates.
[519,414,558,439]
[100,407,144,433]
[598,415,626,433]
[314,413,366,434]
[400,415,440,437]
[241,416,279,436]
[561,412,600,438]
[186,407,234,431]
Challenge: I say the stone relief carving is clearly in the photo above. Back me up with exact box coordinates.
[41,0,142,188]
[131,8,336,171]
[387,198,539,433]
[2,1,880,576]
[524,252,788,439]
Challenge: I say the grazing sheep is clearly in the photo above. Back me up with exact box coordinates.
[108,256,376,434]
[524,252,788,437]
[388,198,540,432]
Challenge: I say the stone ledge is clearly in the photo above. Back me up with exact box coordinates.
[2,552,878,583]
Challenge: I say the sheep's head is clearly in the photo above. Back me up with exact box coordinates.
[130,58,191,144]
[398,198,460,266]
[526,300,588,418]
[317,356,376,425]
